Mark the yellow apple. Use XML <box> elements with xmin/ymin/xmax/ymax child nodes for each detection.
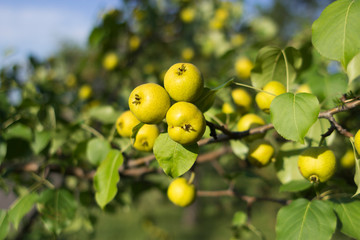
<box><xmin>237</xmin><ymin>113</ymin><xmax>265</xmax><ymax>141</ymax></box>
<box><xmin>248</xmin><ymin>139</ymin><xmax>275</xmax><ymax>167</ymax></box>
<box><xmin>132</xmin><ymin>124</ymin><xmax>159</xmax><ymax>152</ymax></box>
<box><xmin>116</xmin><ymin>110</ymin><xmax>140</xmax><ymax>137</ymax></box>
<box><xmin>255</xmin><ymin>81</ymin><xmax>286</xmax><ymax>113</ymax></box>
<box><xmin>231</xmin><ymin>88</ymin><xmax>252</xmax><ymax>112</ymax></box>
<box><xmin>164</xmin><ymin>63</ymin><xmax>204</xmax><ymax>102</ymax></box>
<box><xmin>166</xmin><ymin>102</ymin><xmax>206</xmax><ymax>145</ymax></box>
<box><xmin>129</xmin><ymin>83</ymin><xmax>171</xmax><ymax>124</ymax></box>
<box><xmin>167</xmin><ymin>178</ymin><xmax>196</xmax><ymax>207</ymax></box>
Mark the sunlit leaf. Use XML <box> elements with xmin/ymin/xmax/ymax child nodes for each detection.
<box><xmin>93</xmin><ymin>150</ymin><xmax>123</xmax><ymax>209</ymax></box>
<box><xmin>270</xmin><ymin>93</ymin><xmax>320</xmax><ymax>143</ymax></box>
<box><xmin>3</xmin><ymin>123</ymin><xmax>32</xmax><ymax>142</ymax></box>
<box><xmin>86</xmin><ymin>138</ymin><xmax>111</xmax><ymax>166</ymax></box>
<box><xmin>312</xmin><ymin>0</ymin><xmax>360</xmax><ymax>68</ymax></box>
<box><xmin>307</xmin><ymin>73</ymin><xmax>348</xmax><ymax>109</ymax></box>
<box><xmin>88</xmin><ymin>106</ymin><xmax>120</xmax><ymax>124</ymax></box>
<box><xmin>251</xmin><ymin>46</ymin><xmax>302</xmax><ymax>89</ymax></box>
<box><xmin>230</xmin><ymin>140</ymin><xmax>248</xmax><ymax>160</ymax></box>
<box><xmin>0</xmin><ymin>210</ymin><xmax>9</xmax><ymax>240</ymax></box>
<box><xmin>347</xmin><ymin>52</ymin><xmax>360</xmax><ymax>83</ymax></box>
<box><xmin>154</xmin><ymin>133</ymin><xmax>198</xmax><ymax>178</ymax></box>
<box><xmin>276</xmin><ymin>142</ymin><xmax>307</xmax><ymax>184</ymax></box>
<box><xmin>232</xmin><ymin>211</ymin><xmax>247</xmax><ymax>227</ymax></box>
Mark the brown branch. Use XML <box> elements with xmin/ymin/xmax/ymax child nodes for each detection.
<box><xmin>197</xmin><ymin>189</ymin><xmax>289</xmax><ymax>205</ymax></box>
<box><xmin>197</xmin><ymin>146</ymin><xmax>232</xmax><ymax>163</ymax></box>
<box><xmin>317</xmin><ymin>99</ymin><xmax>360</xmax><ymax>138</ymax></box>
<box><xmin>3</xmin><ymin>98</ymin><xmax>359</xmax><ymax>180</ymax></box>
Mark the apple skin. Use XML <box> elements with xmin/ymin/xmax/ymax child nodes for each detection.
<box><xmin>116</xmin><ymin>110</ymin><xmax>140</xmax><ymax>137</ymax></box>
<box><xmin>248</xmin><ymin>139</ymin><xmax>274</xmax><ymax>167</ymax></box>
<box><xmin>166</xmin><ymin>102</ymin><xmax>206</xmax><ymax>145</ymax></box>
<box><xmin>132</xmin><ymin>124</ymin><xmax>159</xmax><ymax>152</ymax></box>
<box><xmin>167</xmin><ymin>178</ymin><xmax>196</xmax><ymax>207</ymax></box>
<box><xmin>164</xmin><ymin>63</ymin><xmax>204</xmax><ymax>102</ymax></box>
<box><xmin>128</xmin><ymin>83</ymin><xmax>171</xmax><ymax>124</ymax></box>
<box><xmin>255</xmin><ymin>81</ymin><xmax>286</xmax><ymax>113</ymax></box>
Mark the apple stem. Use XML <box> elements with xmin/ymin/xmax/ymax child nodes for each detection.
<box><xmin>188</xmin><ymin>171</ymin><xmax>195</xmax><ymax>184</ymax></box>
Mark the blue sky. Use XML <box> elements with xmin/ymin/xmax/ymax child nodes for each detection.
<box><xmin>0</xmin><ymin>0</ymin><xmax>120</xmax><ymax>66</ymax></box>
<box><xmin>0</xmin><ymin>0</ymin><xmax>276</xmax><ymax>67</ymax></box>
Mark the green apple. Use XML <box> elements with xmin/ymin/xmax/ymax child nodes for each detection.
<box><xmin>164</xmin><ymin>63</ymin><xmax>204</xmax><ymax>102</ymax></box>
<box><xmin>166</xmin><ymin>102</ymin><xmax>206</xmax><ymax>145</ymax></box>
<box><xmin>129</xmin><ymin>83</ymin><xmax>171</xmax><ymax>124</ymax></box>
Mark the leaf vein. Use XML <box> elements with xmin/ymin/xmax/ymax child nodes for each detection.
<box><xmin>298</xmin><ymin>201</ymin><xmax>311</xmax><ymax>240</ymax></box>
<box><xmin>342</xmin><ymin>0</ymin><xmax>355</xmax><ymax>65</ymax></box>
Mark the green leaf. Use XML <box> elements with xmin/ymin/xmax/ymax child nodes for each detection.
<box><xmin>251</xmin><ymin>46</ymin><xmax>302</xmax><ymax>89</ymax></box>
<box><xmin>31</xmin><ymin>130</ymin><xmax>51</xmax><ymax>154</ymax></box>
<box><xmin>270</xmin><ymin>93</ymin><xmax>320</xmax><ymax>143</ymax></box>
<box><xmin>308</xmin><ymin>73</ymin><xmax>348</xmax><ymax>109</ymax></box>
<box><xmin>88</xmin><ymin>106</ymin><xmax>120</xmax><ymax>124</ymax></box>
<box><xmin>37</xmin><ymin>189</ymin><xmax>77</xmax><ymax>235</ymax></box>
<box><xmin>153</xmin><ymin>133</ymin><xmax>199</xmax><ymax>178</ymax></box>
<box><xmin>3</xmin><ymin>123</ymin><xmax>32</xmax><ymax>142</ymax></box>
<box><xmin>49</xmin><ymin>132</ymin><xmax>67</xmax><ymax>155</ymax></box>
<box><xmin>0</xmin><ymin>210</ymin><xmax>9</xmax><ymax>240</ymax></box>
<box><xmin>276</xmin><ymin>142</ymin><xmax>307</xmax><ymax>184</ymax></box>
<box><xmin>347</xmin><ymin>52</ymin><xmax>360</xmax><ymax>83</ymax></box>
<box><xmin>276</xmin><ymin>199</ymin><xmax>336</xmax><ymax>240</ymax></box>
<box><xmin>131</xmin><ymin>122</ymin><xmax>145</xmax><ymax>140</ymax></box>
<box><xmin>232</xmin><ymin>211</ymin><xmax>247</xmax><ymax>227</ymax></box>
<box><xmin>0</xmin><ymin>141</ymin><xmax>6</xmax><ymax>164</ymax></box>
<box><xmin>88</xmin><ymin>27</ymin><xmax>105</xmax><ymax>47</ymax></box>
<box><xmin>8</xmin><ymin>192</ymin><xmax>38</xmax><ymax>230</ymax></box>
<box><xmin>93</xmin><ymin>149</ymin><xmax>123</xmax><ymax>209</ymax></box>
<box><xmin>194</xmin><ymin>78</ymin><xmax>234</xmax><ymax>112</ymax></box>
<box><xmin>86</xmin><ymin>138</ymin><xmax>111</xmax><ymax>166</ymax></box>
<box><xmin>230</xmin><ymin>140</ymin><xmax>248</xmax><ymax>160</ymax></box>
<box><xmin>279</xmin><ymin>180</ymin><xmax>312</xmax><ymax>193</ymax></box>
<box><xmin>331</xmin><ymin>198</ymin><xmax>360</xmax><ymax>239</ymax></box>
<box><xmin>312</xmin><ymin>0</ymin><xmax>360</xmax><ymax>68</ymax></box>
<box><xmin>305</xmin><ymin>119</ymin><xmax>332</xmax><ymax>146</ymax></box>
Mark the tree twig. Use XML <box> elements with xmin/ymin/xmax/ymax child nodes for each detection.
<box><xmin>197</xmin><ymin>189</ymin><xmax>289</xmax><ymax>205</ymax></box>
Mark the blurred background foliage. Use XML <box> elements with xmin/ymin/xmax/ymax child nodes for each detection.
<box><xmin>2</xmin><ymin>0</ymin><xmax>359</xmax><ymax>239</ymax></box>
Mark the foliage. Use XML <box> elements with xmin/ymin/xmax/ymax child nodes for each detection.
<box><xmin>1</xmin><ymin>0</ymin><xmax>360</xmax><ymax>239</ymax></box>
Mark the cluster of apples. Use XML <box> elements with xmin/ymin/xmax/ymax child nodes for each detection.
<box><xmin>225</xmin><ymin>81</ymin><xmax>287</xmax><ymax>168</ymax></box>
<box><xmin>116</xmin><ymin>63</ymin><xmax>206</xmax><ymax>152</ymax></box>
